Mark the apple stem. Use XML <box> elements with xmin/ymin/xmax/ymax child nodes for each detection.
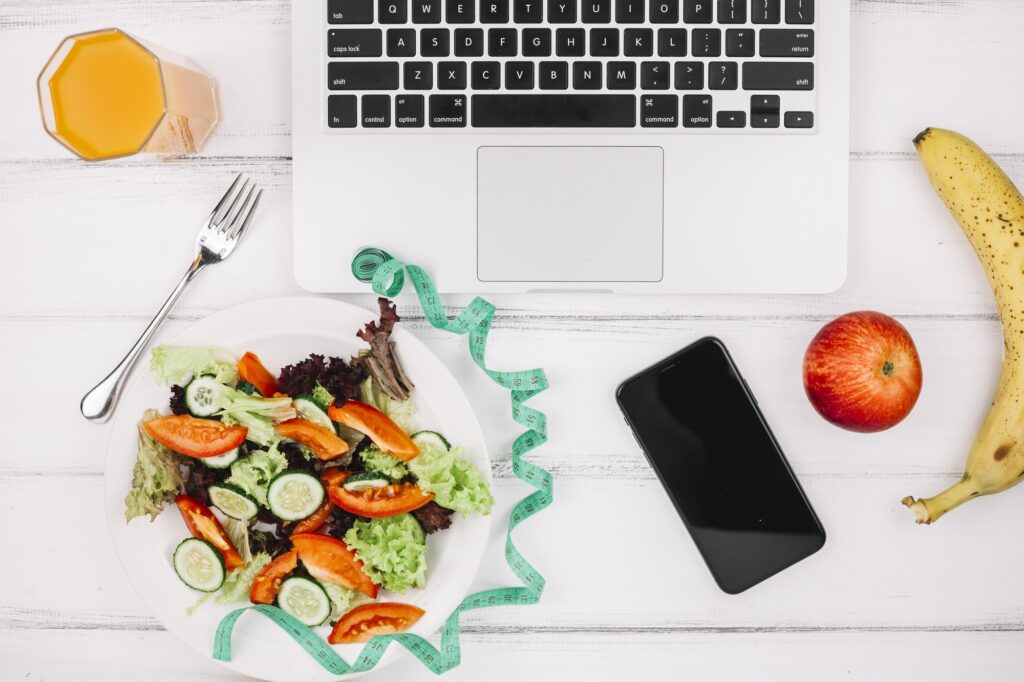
<box><xmin>882</xmin><ymin>361</ymin><xmax>895</xmax><ymax>376</ymax></box>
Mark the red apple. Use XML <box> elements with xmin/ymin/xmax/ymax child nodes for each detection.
<box><xmin>802</xmin><ymin>311</ymin><xmax>922</xmax><ymax>433</ymax></box>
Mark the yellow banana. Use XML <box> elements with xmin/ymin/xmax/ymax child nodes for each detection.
<box><xmin>902</xmin><ymin>128</ymin><xmax>1024</xmax><ymax>524</ymax></box>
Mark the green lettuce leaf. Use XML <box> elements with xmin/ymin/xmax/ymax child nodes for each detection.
<box><xmin>125</xmin><ymin>408</ymin><xmax>184</xmax><ymax>522</ymax></box>
<box><xmin>408</xmin><ymin>444</ymin><xmax>493</xmax><ymax>516</ymax></box>
<box><xmin>226</xmin><ymin>446</ymin><xmax>289</xmax><ymax>507</ymax></box>
<box><xmin>216</xmin><ymin>552</ymin><xmax>272</xmax><ymax>604</ymax></box>
<box><xmin>344</xmin><ymin>514</ymin><xmax>426</xmax><ymax>593</ymax></box>
<box><xmin>360</xmin><ymin>445</ymin><xmax>409</xmax><ymax>480</ymax></box>
<box><xmin>150</xmin><ymin>345</ymin><xmax>238</xmax><ymax>386</ymax></box>
<box><xmin>219</xmin><ymin>389</ymin><xmax>296</xmax><ymax>446</ymax></box>
<box><xmin>310</xmin><ymin>383</ymin><xmax>335</xmax><ymax>412</ymax></box>
<box><xmin>321</xmin><ymin>581</ymin><xmax>365</xmax><ymax>619</ymax></box>
<box><xmin>360</xmin><ymin>378</ymin><xmax>417</xmax><ymax>434</ymax></box>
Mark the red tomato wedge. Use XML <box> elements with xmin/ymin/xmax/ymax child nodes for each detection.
<box><xmin>144</xmin><ymin>415</ymin><xmax>247</xmax><ymax>458</ymax></box>
<box><xmin>276</xmin><ymin>419</ymin><xmax>348</xmax><ymax>460</ymax></box>
<box><xmin>292</xmin><ymin>496</ymin><xmax>334</xmax><ymax>534</ymax></box>
<box><xmin>320</xmin><ymin>468</ymin><xmax>351</xmax><ymax>488</ymax></box>
<box><xmin>327</xmin><ymin>400</ymin><xmax>420</xmax><ymax>461</ymax></box>
<box><xmin>175</xmin><ymin>495</ymin><xmax>245</xmax><ymax>571</ymax></box>
<box><xmin>249</xmin><ymin>549</ymin><xmax>298</xmax><ymax>604</ymax></box>
<box><xmin>237</xmin><ymin>351</ymin><xmax>280</xmax><ymax>397</ymax></box>
<box><xmin>290</xmin><ymin>533</ymin><xmax>378</xmax><ymax>598</ymax></box>
<box><xmin>328</xmin><ymin>603</ymin><xmax>425</xmax><ymax>644</ymax></box>
<box><xmin>327</xmin><ymin>481</ymin><xmax>434</xmax><ymax>518</ymax></box>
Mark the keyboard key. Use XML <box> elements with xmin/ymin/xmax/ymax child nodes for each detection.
<box><xmin>751</xmin><ymin>112</ymin><xmax>779</xmax><ymax>128</ymax></box>
<box><xmin>471</xmin><ymin>61</ymin><xmax>501</xmax><ymax>88</ymax></box>
<box><xmin>514</xmin><ymin>0</ymin><xmax>544</xmax><ymax>22</ymax></box>
<box><xmin>616</xmin><ymin>0</ymin><xmax>645</xmax><ymax>23</ymax></box>
<box><xmin>641</xmin><ymin>94</ymin><xmax>678</xmax><ymax>127</ymax></box>
<box><xmin>683</xmin><ymin>0</ymin><xmax>712</xmax><ymax>23</ymax></box>
<box><xmin>446</xmin><ymin>0</ymin><xmax>475</xmax><ymax>22</ymax></box>
<box><xmin>548</xmin><ymin>0</ymin><xmax>578</xmax><ymax>22</ymax></box>
<box><xmin>429</xmin><ymin>94</ymin><xmax>467</xmax><ymax>127</ymax></box>
<box><xmin>386</xmin><ymin>29</ymin><xmax>416</xmax><ymax>56</ymax></box>
<box><xmin>708</xmin><ymin>61</ymin><xmax>737</xmax><ymax>89</ymax></box>
<box><xmin>361</xmin><ymin>94</ymin><xmax>391</xmax><ymax>127</ymax></box>
<box><xmin>523</xmin><ymin>29</ymin><xmax>552</xmax><ymax>56</ymax></box>
<box><xmin>657</xmin><ymin>29</ymin><xmax>687</xmax><ymax>56</ymax></box>
<box><xmin>327</xmin><ymin>94</ymin><xmax>357</xmax><ymax>127</ymax></box>
<box><xmin>481</xmin><ymin>0</ymin><xmax>511</xmax><ymax>22</ymax></box>
<box><xmin>742</xmin><ymin>61</ymin><xmax>813</xmax><ymax>89</ymax></box>
<box><xmin>505</xmin><ymin>61</ymin><xmax>535</xmax><ymax>89</ymax></box>
<box><xmin>590</xmin><ymin>28</ymin><xmax>620</xmax><ymax>56</ymax></box>
<box><xmin>717</xmin><ymin>0</ymin><xmax>745</xmax><ymax>23</ymax></box>
<box><xmin>751</xmin><ymin>94</ymin><xmax>779</xmax><ymax>114</ymax></box>
<box><xmin>421</xmin><ymin>29</ymin><xmax>451</xmax><ymax>56</ymax></box>
<box><xmin>751</xmin><ymin>0</ymin><xmax>780</xmax><ymax>23</ymax></box>
<box><xmin>759</xmin><ymin>29</ymin><xmax>813</xmax><ymax>57</ymax></box>
<box><xmin>691</xmin><ymin>28</ymin><xmax>721</xmax><ymax>56</ymax></box>
<box><xmin>785</xmin><ymin>0</ymin><xmax>813</xmax><ymax>24</ymax></box>
<box><xmin>539</xmin><ymin>61</ymin><xmax>569</xmax><ymax>89</ymax></box>
<box><xmin>556</xmin><ymin>29</ymin><xmax>586</xmax><ymax>56</ymax></box>
<box><xmin>471</xmin><ymin>94</ymin><xmax>636</xmax><ymax>127</ymax></box>
<box><xmin>725</xmin><ymin>28</ymin><xmax>753</xmax><ymax>56</ymax></box>
<box><xmin>716</xmin><ymin>110</ymin><xmax>746</xmax><ymax>127</ymax></box>
<box><xmin>784</xmin><ymin>110</ymin><xmax>813</xmax><ymax>128</ymax></box>
<box><xmin>583</xmin><ymin>0</ymin><xmax>612</xmax><ymax>22</ymax></box>
<box><xmin>489</xmin><ymin>28</ymin><xmax>518</xmax><ymax>55</ymax></box>
<box><xmin>641</xmin><ymin>61</ymin><xmax>670</xmax><ymax>89</ymax></box>
<box><xmin>573</xmin><ymin>62</ymin><xmax>602</xmax><ymax>89</ymax></box>
<box><xmin>455</xmin><ymin>28</ymin><xmax>484</xmax><ymax>55</ymax></box>
<box><xmin>395</xmin><ymin>94</ymin><xmax>425</xmax><ymax>126</ymax></box>
<box><xmin>328</xmin><ymin>0</ymin><xmax>374</xmax><ymax>23</ymax></box>
<box><xmin>650</xmin><ymin>0</ymin><xmax>679</xmax><ymax>23</ymax></box>
<box><xmin>329</xmin><ymin>29</ymin><xmax>383</xmax><ymax>57</ymax></box>
<box><xmin>607</xmin><ymin>61</ymin><xmax>637</xmax><ymax>89</ymax></box>
<box><xmin>404</xmin><ymin>61</ymin><xmax>433</xmax><ymax>89</ymax></box>
<box><xmin>674</xmin><ymin>61</ymin><xmax>704</xmax><ymax>89</ymax></box>
<box><xmin>378</xmin><ymin>0</ymin><xmax>408</xmax><ymax>23</ymax></box>
<box><xmin>412</xmin><ymin>0</ymin><xmax>442</xmax><ymax>22</ymax></box>
<box><xmin>624</xmin><ymin>28</ymin><xmax>653</xmax><ymax>56</ymax></box>
<box><xmin>438</xmin><ymin>61</ymin><xmax>468</xmax><ymax>88</ymax></box>
<box><xmin>682</xmin><ymin>94</ymin><xmax>712</xmax><ymax>127</ymax></box>
<box><xmin>329</xmin><ymin>62</ymin><xmax>400</xmax><ymax>89</ymax></box>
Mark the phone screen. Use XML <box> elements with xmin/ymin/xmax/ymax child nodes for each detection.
<box><xmin>616</xmin><ymin>337</ymin><xmax>825</xmax><ymax>594</ymax></box>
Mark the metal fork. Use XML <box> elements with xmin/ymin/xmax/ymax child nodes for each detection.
<box><xmin>80</xmin><ymin>173</ymin><xmax>263</xmax><ymax>423</ymax></box>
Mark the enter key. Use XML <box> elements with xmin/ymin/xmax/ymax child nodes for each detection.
<box><xmin>758</xmin><ymin>29</ymin><xmax>814</xmax><ymax>58</ymax></box>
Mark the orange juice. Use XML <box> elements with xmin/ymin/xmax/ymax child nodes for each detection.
<box><xmin>37</xmin><ymin>29</ymin><xmax>220</xmax><ymax>161</ymax></box>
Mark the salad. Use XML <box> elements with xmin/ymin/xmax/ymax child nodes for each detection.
<box><xmin>124</xmin><ymin>298</ymin><xmax>493</xmax><ymax>644</ymax></box>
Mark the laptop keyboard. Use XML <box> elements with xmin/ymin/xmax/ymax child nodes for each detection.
<box><xmin>324</xmin><ymin>0</ymin><xmax>816</xmax><ymax>130</ymax></box>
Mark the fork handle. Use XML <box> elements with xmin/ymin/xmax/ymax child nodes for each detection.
<box><xmin>80</xmin><ymin>255</ymin><xmax>205</xmax><ymax>423</ymax></box>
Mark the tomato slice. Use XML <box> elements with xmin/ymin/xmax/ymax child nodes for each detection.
<box><xmin>237</xmin><ymin>351</ymin><xmax>280</xmax><ymax>397</ymax></box>
<box><xmin>327</xmin><ymin>481</ymin><xmax>433</xmax><ymax>518</ymax></box>
<box><xmin>327</xmin><ymin>401</ymin><xmax>419</xmax><ymax>461</ymax></box>
<box><xmin>174</xmin><ymin>495</ymin><xmax>245</xmax><ymax>571</ymax></box>
<box><xmin>249</xmin><ymin>549</ymin><xmax>298</xmax><ymax>604</ymax></box>
<box><xmin>144</xmin><ymin>415</ymin><xmax>247</xmax><ymax>458</ymax></box>
<box><xmin>276</xmin><ymin>419</ymin><xmax>348</xmax><ymax>460</ymax></box>
<box><xmin>328</xmin><ymin>603</ymin><xmax>425</xmax><ymax>644</ymax></box>
<box><xmin>320</xmin><ymin>468</ymin><xmax>351</xmax><ymax>488</ymax></box>
<box><xmin>290</xmin><ymin>533</ymin><xmax>378</xmax><ymax>598</ymax></box>
<box><xmin>292</xmin><ymin>496</ymin><xmax>334</xmax><ymax>534</ymax></box>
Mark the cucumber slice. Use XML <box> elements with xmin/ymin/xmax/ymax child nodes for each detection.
<box><xmin>411</xmin><ymin>430</ymin><xmax>451</xmax><ymax>453</ymax></box>
<box><xmin>208</xmin><ymin>483</ymin><xmax>259</xmax><ymax>521</ymax></box>
<box><xmin>173</xmin><ymin>537</ymin><xmax>225</xmax><ymax>592</ymax></box>
<box><xmin>276</xmin><ymin>576</ymin><xmax>331</xmax><ymax>626</ymax></box>
<box><xmin>293</xmin><ymin>398</ymin><xmax>335</xmax><ymax>432</ymax></box>
<box><xmin>201</xmin><ymin>446</ymin><xmax>239</xmax><ymax>470</ymax></box>
<box><xmin>267</xmin><ymin>470</ymin><xmax>325</xmax><ymax>521</ymax></box>
<box><xmin>184</xmin><ymin>375</ymin><xmax>225</xmax><ymax>417</ymax></box>
<box><xmin>342</xmin><ymin>471</ymin><xmax>390</xmax><ymax>492</ymax></box>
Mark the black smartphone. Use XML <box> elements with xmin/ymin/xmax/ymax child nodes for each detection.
<box><xmin>616</xmin><ymin>337</ymin><xmax>825</xmax><ymax>594</ymax></box>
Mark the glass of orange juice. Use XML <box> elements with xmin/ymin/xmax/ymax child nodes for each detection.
<box><xmin>37</xmin><ymin>29</ymin><xmax>221</xmax><ymax>161</ymax></box>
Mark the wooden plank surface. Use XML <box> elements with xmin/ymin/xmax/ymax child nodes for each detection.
<box><xmin>3</xmin><ymin>0</ymin><xmax>1024</xmax><ymax>680</ymax></box>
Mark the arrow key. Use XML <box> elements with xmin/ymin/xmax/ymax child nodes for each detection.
<box><xmin>784</xmin><ymin>110</ymin><xmax>814</xmax><ymax>128</ymax></box>
<box><xmin>751</xmin><ymin>112</ymin><xmax>780</xmax><ymax>128</ymax></box>
<box><xmin>716</xmin><ymin>110</ymin><xmax>746</xmax><ymax>128</ymax></box>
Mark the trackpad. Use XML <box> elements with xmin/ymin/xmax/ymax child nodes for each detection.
<box><xmin>477</xmin><ymin>147</ymin><xmax>663</xmax><ymax>282</ymax></box>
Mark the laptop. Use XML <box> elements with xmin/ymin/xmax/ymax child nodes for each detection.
<box><xmin>292</xmin><ymin>0</ymin><xmax>849</xmax><ymax>293</ymax></box>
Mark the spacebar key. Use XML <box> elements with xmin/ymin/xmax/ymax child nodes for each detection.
<box><xmin>471</xmin><ymin>95</ymin><xmax>636</xmax><ymax>127</ymax></box>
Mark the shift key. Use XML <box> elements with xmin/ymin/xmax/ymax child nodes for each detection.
<box><xmin>328</xmin><ymin>62</ymin><xmax>399</xmax><ymax>90</ymax></box>
<box><xmin>742</xmin><ymin>62</ymin><xmax>813</xmax><ymax>90</ymax></box>
<box><xmin>328</xmin><ymin>29</ymin><xmax>383</xmax><ymax>57</ymax></box>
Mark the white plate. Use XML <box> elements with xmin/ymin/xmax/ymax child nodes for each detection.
<box><xmin>105</xmin><ymin>297</ymin><xmax>492</xmax><ymax>681</ymax></box>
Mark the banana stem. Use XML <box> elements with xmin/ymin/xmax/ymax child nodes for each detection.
<box><xmin>902</xmin><ymin>477</ymin><xmax>981</xmax><ymax>524</ymax></box>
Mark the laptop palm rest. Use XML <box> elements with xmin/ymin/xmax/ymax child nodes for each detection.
<box><xmin>476</xmin><ymin>146</ymin><xmax>664</xmax><ymax>283</ymax></box>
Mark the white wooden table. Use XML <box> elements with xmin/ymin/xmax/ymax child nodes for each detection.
<box><xmin>3</xmin><ymin>1</ymin><xmax>1024</xmax><ymax>679</ymax></box>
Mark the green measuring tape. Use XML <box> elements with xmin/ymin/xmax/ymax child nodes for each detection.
<box><xmin>212</xmin><ymin>249</ymin><xmax>552</xmax><ymax>675</ymax></box>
